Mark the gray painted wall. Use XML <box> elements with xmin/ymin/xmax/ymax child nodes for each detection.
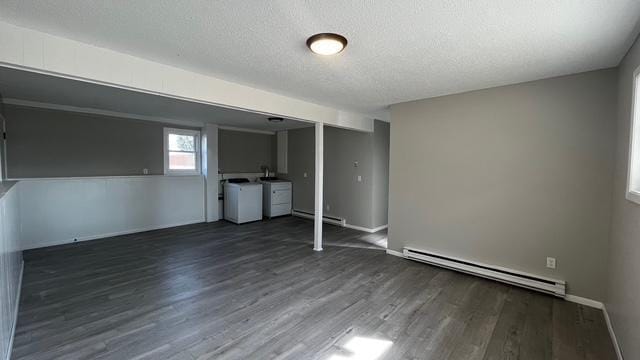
<box><xmin>372</xmin><ymin>121</ymin><xmax>390</xmax><ymax>228</ymax></box>
<box><xmin>286</xmin><ymin>121</ymin><xmax>390</xmax><ymax>229</ymax></box>
<box><xmin>389</xmin><ymin>69</ymin><xmax>617</xmax><ymax>300</ymax></box>
<box><xmin>218</xmin><ymin>129</ymin><xmax>276</xmax><ymax>174</ymax></box>
<box><xmin>607</xmin><ymin>34</ymin><xmax>640</xmax><ymax>359</ymax></box>
<box><xmin>4</xmin><ymin>105</ymin><xmax>196</xmax><ymax>178</ymax></box>
<box><xmin>285</xmin><ymin>127</ymin><xmax>315</xmax><ymax>213</ymax></box>
<box><xmin>323</xmin><ymin>126</ymin><xmax>374</xmax><ymax>228</ymax></box>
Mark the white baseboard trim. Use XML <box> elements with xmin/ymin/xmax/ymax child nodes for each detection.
<box><xmin>386</xmin><ymin>249</ymin><xmax>404</xmax><ymax>258</ymax></box>
<box><xmin>291</xmin><ymin>209</ymin><xmax>388</xmax><ymax>233</ymax></box>
<box><xmin>5</xmin><ymin>260</ymin><xmax>24</xmax><ymax>360</ymax></box>
<box><xmin>565</xmin><ymin>294</ymin><xmax>604</xmax><ymax>309</ymax></box>
<box><xmin>602</xmin><ymin>304</ymin><xmax>624</xmax><ymax>360</ymax></box>
<box><xmin>292</xmin><ymin>210</ymin><xmax>345</xmax><ymax>227</ymax></box>
<box><xmin>23</xmin><ymin>219</ymin><xmax>205</xmax><ymax>250</ymax></box>
<box><xmin>344</xmin><ymin>223</ymin><xmax>388</xmax><ymax>233</ymax></box>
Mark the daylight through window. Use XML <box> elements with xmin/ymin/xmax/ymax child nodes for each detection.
<box><xmin>164</xmin><ymin>128</ymin><xmax>201</xmax><ymax>175</ymax></box>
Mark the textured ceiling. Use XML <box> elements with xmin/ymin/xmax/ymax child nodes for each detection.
<box><xmin>1</xmin><ymin>1</ymin><xmax>639</xmax><ymax>118</ymax></box>
<box><xmin>0</xmin><ymin>67</ymin><xmax>311</xmax><ymax>131</ymax></box>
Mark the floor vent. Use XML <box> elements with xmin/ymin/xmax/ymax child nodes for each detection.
<box><xmin>291</xmin><ymin>210</ymin><xmax>346</xmax><ymax>226</ymax></box>
<box><xmin>403</xmin><ymin>247</ymin><xmax>566</xmax><ymax>297</ymax></box>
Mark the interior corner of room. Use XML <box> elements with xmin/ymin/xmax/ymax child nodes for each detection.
<box><xmin>0</xmin><ymin>2</ymin><xmax>639</xmax><ymax>359</ymax></box>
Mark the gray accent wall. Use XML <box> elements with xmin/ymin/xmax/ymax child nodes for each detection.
<box><xmin>285</xmin><ymin>127</ymin><xmax>315</xmax><ymax>213</ymax></box>
<box><xmin>607</xmin><ymin>34</ymin><xmax>640</xmax><ymax>359</ymax></box>
<box><xmin>323</xmin><ymin>125</ymin><xmax>374</xmax><ymax>228</ymax></box>
<box><xmin>372</xmin><ymin>120</ymin><xmax>390</xmax><ymax>228</ymax></box>
<box><xmin>389</xmin><ymin>69</ymin><xmax>617</xmax><ymax>301</ymax></box>
<box><xmin>286</xmin><ymin>121</ymin><xmax>390</xmax><ymax>229</ymax></box>
<box><xmin>218</xmin><ymin>129</ymin><xmax>276</xmax><ymax>174</ymax></box>
<box><xmin>4</xmin><ymin>105</ymin><xmax>195</xmax><ymax>178</ymax></box>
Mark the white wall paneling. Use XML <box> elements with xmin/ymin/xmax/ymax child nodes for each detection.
<box><xmin>18</xmin><ymin>176</ymin><xmax>205</xmax><ymax>249</ymax></box>
<box><xmin>0</xmin><ymin>183</ymin><xmax>22</xmax><ymax>360</ymax></box>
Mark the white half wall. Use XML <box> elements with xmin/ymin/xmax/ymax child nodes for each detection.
<box><xmin>18</xmin><ymin>176</ymin><xmax>205</xmax><ymax>249</ymax></box>
<box><xmin>0</xmin><ymin>183</ymin><xmax>21</xmax><ymax>360</ymax></box>
<box><xmin>0</xmin><ymin>21</ymin><xmax>376</xmax><ymax>130</ymax></box>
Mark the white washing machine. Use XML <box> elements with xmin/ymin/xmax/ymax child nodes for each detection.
<box><xmin>224</xmin><ymin>179</ymin><xmax>263</xmax><ymax>224</ymax></box>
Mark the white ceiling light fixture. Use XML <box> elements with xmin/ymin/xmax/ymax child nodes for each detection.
<box><xmin>306</xmin><ymin>33</ymin><xmax>348</xmax><ymax>56</ymax></box>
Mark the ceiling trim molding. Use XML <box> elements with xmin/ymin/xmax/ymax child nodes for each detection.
<box><xmin>218</xmin><ymin>125</ymin><xmax>275</xmax><ymax>135</ymax></box>
<box><xmin>3</xmin><ymin>98</ymin><xmax>204</xmax><ymax>127</ymax></box>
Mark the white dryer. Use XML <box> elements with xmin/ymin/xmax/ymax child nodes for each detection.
<box><xmin>259</xmin><ymin>179</ymin><xmax>292</xmax><ymax>218</ymax></box>
<box><xmin>224</xmin><ymin>179</ymin><xmax>263</xmax><ymax>224</ymax></box>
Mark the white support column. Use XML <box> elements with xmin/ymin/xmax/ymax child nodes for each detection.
<box><xmin>314</xmin><ymin>122</ymin><xmax>324</xmax><ymax>251</ymax></box>
<box><xmin>202</xmin><ymin>123</ymin><xmax>219</xmax><ymax>222</ymax></box>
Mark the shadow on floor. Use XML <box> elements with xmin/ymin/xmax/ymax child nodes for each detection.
<box><xmin>261</xmin><ymin>216</ymin><xmax>388</xmax><ymax>250</ymax></box>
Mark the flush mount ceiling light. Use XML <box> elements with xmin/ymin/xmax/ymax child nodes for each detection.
<box><xmin>268</xmin><ymin>117</ymin><xmax>284</xmax><ymax>122</ymax></box>
<box><xmin>306</xmin><ymin>33</ymin><xmax>348</xmax><ymax>56</ymax></box>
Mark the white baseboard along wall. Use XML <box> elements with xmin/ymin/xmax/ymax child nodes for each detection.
<box><xmin>602</xmin><ymin>305</ymin><xmax>624</xmax><ymax>360</ymax></box>
<box><xmin>17</xmin><ymin>176</ymin><xmax>206</xmax><ymax>250</ymax></box>
<box><xmin>292</xmin><ymin>209</ymin><xmax>388</xmax><ymax>233</ymax></box>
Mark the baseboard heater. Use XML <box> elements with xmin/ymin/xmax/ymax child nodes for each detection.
<box><xmin>292</xmin><ymin>209</ymin><xmax>346</xmax><ymax>227</ymax></box>
<box><xmin>403</xmin><ymin>247</ymin><xmax>566</xmax><ymax>297</ymax></box>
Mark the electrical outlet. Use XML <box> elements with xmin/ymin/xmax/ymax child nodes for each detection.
<box><xmin>354</xmin><ymin>161</ymin><xmax>359</xmax><ymax>168</ymax></box>
<box><xmin>303</xmin><ymin>172</ymin><xmax>308</xmax><ymax>178</ymax></box>
<box><xmin>357</xmin><ymin>175</ymin><xmax>362</xmax><ymax>182</ymax></box>
<box><xmin>143</xmin><ymin>168</ymin><xmax>149</xmax><ymax>175</ymax></box>
<box><xmin>326</xmin><ymin>204</ymin><xmax>330</xmax><ymax>211</ymax></box>
<box><xmin>546</xmin><ymin>257</ymin><xmax>556</xmax><ymax>269</ymax></box>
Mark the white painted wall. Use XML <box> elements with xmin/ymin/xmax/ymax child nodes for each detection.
<box><xmin>0</xmin><ymin>21</ymin><xmax>374</xmax><ymax>132</ymax></box>
<box><xmin>0</xmin><ymin>183</ymin><xmax>21</xmax><ymax>360</ymax></box>
<box><xmin>18</xmin><ymin>176</ymin><xmax>205</xmax><ymax>250</ymax></box>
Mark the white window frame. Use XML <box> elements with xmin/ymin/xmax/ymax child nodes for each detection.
<box><xmin>164</xmin><ymin>127</ymin><xmax>201</xmax><ymax>176</ymax></box>
<box><xmin>626</xmin><ymin>66</ymin><xmax>640</xmax><ymax>204</ymax></box>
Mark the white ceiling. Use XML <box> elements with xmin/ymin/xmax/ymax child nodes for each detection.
<box><xmin>1</xmin><ymin>1</ymin><xmax>640</xmax><ymax>118</ymax></box>
<box><xmin>0</xmin><ymin>67</ymin><xmax>311</xmax><ymax>131</ymax></box>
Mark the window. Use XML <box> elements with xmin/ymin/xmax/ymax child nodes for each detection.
<box><xmin>164</xmin><ymin>128</ymin><xmax>201</xmax><ymax>175</ymax></box>
<box><xmin>627</xmin><ymin>67</ymin><xmax>640</xmax><ymax>204</ymax></box>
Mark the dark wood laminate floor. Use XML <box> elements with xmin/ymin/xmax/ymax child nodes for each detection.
<box><xmin>12</xmin><ymin>217</ymin><xmax>616</xmax><ymax>360</ymax></box>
